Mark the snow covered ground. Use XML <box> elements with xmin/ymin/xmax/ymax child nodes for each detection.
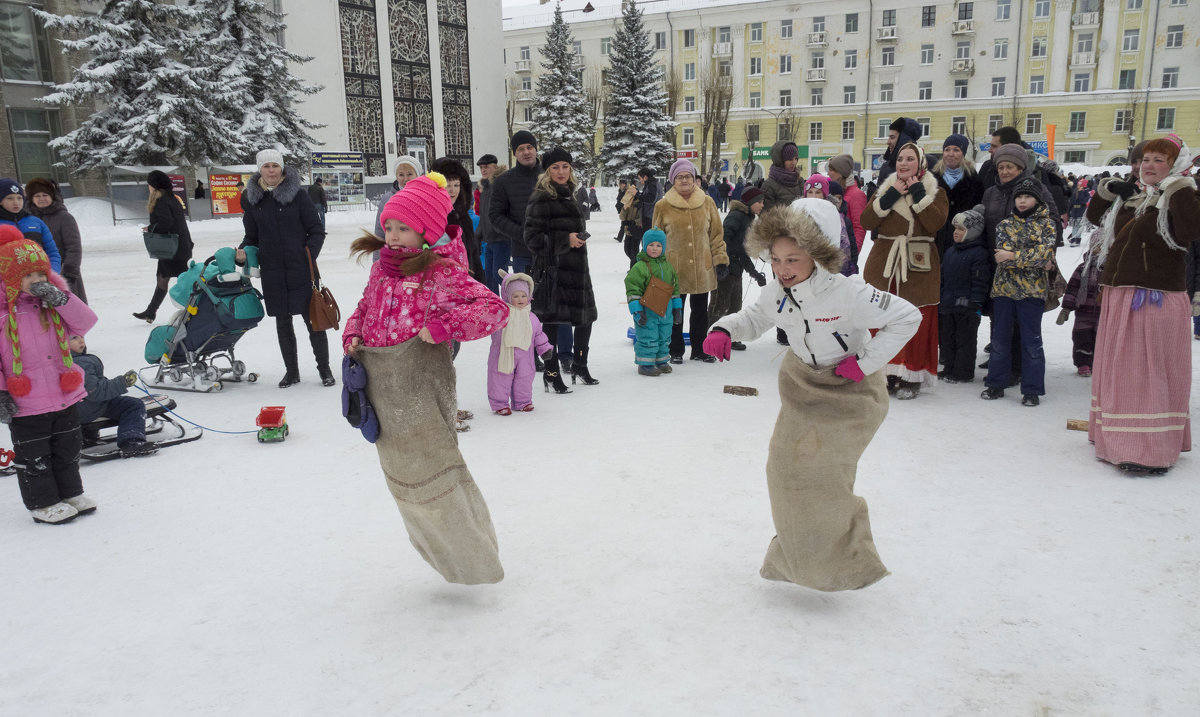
<box><xmin>1</xmin><ymin>192</ymin><xmax>1197</xmax><ymax>715</ymax></box>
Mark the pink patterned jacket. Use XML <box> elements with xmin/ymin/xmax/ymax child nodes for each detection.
<box><xmin>343</xmin><ymin>256</ymin><xmax>509</xmax><ymax>351</ymax></box>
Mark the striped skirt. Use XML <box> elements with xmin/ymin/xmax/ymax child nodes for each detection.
<box><xmin>1088</xmin><ymin>286</ymin><xmax>1192</xmax><ymax>469</ymax></box>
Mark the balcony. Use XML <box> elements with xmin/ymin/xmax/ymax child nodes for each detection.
<box><xmin>950</xmin><ymin>58</ymin><xmax>975</xmax><ymax>75</ymax></box>
<box><xmin>514</xmin><ymin>59</ymin><xmax>531</xmax><ymax>72</ymax></box>
<box><xmin>571</xmin><ymin>55</ymin><xmax>585</xmax><ymax>68</ymax></box>
<box><xmin>875</xmin><ymin>26</ymin><xmax>898</xmax><ymax>42</ymax></box>
<box><xmin>712</xmin><ymin>42</ymin><xmax>732</xmax><ymax>57</ymax></box>
<box><xmin>807</xmin><ymin>31</ymin><xmax>826</xmax><ymax>46</ymax></box>
<box><xmin>1070</xmin><ymin>51</ymin><xmax>1096</xmax><ymax>67</ymax></box>
<box><xmin>806</xmin><ymin>68</ymin><xmax>826</xmax><ymax>82</ymax></box>
<box><xmin>952</xmin><ymin>20</ymin><xmax>975</xmax><ymax>35</ymax></box>
<box><xmin>515</xmin><ymin>89</ymin><xmax>533</xmax><ymax>101</ymax></box>
<box><xmin>1072</xmin><ymin>11</ymin><xmax>1099</xmax><ymax>27</ymax></box>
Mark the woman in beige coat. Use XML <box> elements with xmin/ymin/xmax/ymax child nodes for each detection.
<box><xmin>652</xmin><ymin>159</ymin><xmax>729</xmax><ymax>362</ymax></box>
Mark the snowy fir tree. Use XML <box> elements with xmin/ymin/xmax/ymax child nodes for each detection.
<box><xmin>530</xmin><ymin>2</ymin><xmax>596</xmax><ymax>179</ymax></box>
<box><xmin>601</xmin><ymin>0</ymin><xmax>673</xmax><ymax>178</ymax></box>
<box><xmin>191</xmin><ymin>0</ymin><xmax>324</xmax><ymax>166</ymax></box>
<box><xmin>37</xmin><ymin>0</ymin><xmax>246</xmax><ymax>170</ymax></box>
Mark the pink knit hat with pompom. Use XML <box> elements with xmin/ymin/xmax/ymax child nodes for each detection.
<box><xmin>379</xmin><ymin>172</ymin><xmax>452</xmax><ymax>243</ymax></box>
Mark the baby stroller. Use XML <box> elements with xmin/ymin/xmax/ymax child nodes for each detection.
<box><xmin>139</xmin><ymin>248</ymin><xmax>265</xmax><ymax>392</ymax></box>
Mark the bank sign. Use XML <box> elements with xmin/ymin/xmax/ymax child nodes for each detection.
<box><xmin>979</xmin><ymin>140</ymin><xmax>1048</xmax><ymax>157</ymax></box>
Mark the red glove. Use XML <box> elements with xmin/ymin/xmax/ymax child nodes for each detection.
<box><xmin>702</xmin><ymin>330</ymin><xmax>732</xmax><ymax>362</ymax></box>
<box><xmin>834</xmin><ymin>355</ymin><xmax>864</xmax><ymax>382</ymax></box>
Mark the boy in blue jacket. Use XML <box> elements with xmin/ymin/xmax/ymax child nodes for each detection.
<box><xmin>69</xmin><ymin>335</ymin><xmax>157</xmax><ymax>457</ymax></box>
<box><xmin>938</xmin><ymin>209</ymin><xmax>992</xmax><ymax>383</ymax></box>
<box><xmin>0</xmin><ymin>179</ymin><xmax>61</xmax><ymax>273</ymax></box>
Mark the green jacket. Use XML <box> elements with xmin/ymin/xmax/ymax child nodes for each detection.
<box><xmin>992</xmin><ymin>203</ymin><xmax>1056</xmax><ymax>301</ymax></box>
<box><xmin>624</xmin><ymin>252</ymin><xmax>682</xmax><ymax>311</ymax></box>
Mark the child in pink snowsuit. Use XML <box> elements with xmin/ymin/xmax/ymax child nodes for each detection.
<box><xmin>488</xmin><ymin>272</ymin><xmax>553</xmax><ymax>414</ymax></box>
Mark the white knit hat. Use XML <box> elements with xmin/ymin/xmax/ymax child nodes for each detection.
<box><xmin>788</xmin><ymin>198</ymin><xmax>843</xmax><ymax>249</ymax></box>
<box><xmin>395</xmin><ymin>155</ymin><xmax>424</xmax><ymax>176</ymax></box>
<box><xmin>256</xmin><ymin>148</ymin><xmax>284</xmax><ymax>169</ymax></box>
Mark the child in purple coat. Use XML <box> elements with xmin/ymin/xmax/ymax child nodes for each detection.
<box><xmin>488</xmin><ymin>272</ymin><xmax>554</xmax><ymax>415</ymax></box>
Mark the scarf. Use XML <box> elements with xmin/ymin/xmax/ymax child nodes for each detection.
<box><xmin>497</xmin><ymin>304</ymin><xmax>532</xmax><ymax>375</ymax></box>
<box><xmin>378</xmin><ymin>245</ymin><xmax>415</xmax><ymax>278</ymax></box>
<box><xmin>769</xmin><ymin>164</ymin><xmax>799</xmax><ymax>187</ymax></box>
<box><xmin>942</xmin><ymin>167</ymin><xmax>964</xmax><ymax>189</ymax></box>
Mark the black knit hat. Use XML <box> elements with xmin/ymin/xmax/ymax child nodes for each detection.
<box><xmin>510</xmin><ymin>130</ymin><xmax>537</xmax><ymax>153</ymax></box>
<box><xmin>1013</xmin><ymin>177</ymin><xmax>1042</xmax><ymax>201</ymax></box>
<box><xmin>541</xmin><ymin>146</ymin><xmax>572</xmax><ymax>171</ymax></box>
<box><xmin>147</xmin><ymin>170</ymin><xmax>173</xmax><ymax>192</ymax></box>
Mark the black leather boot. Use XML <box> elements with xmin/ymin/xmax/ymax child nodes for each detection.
<box><xmin>542</xmin><ymin>353</ymin><xmax>572</xmax><ymax>394</ymax></box>
<box><xmin>133</xmin><ymin>288</ymin><xmax>167</xmax><ymax>322</ymax></box>
<box><xmin>277</xmin><ymin>318</ymin><xmax>300</xmax><ymax>387</ymax></box>
<box><xmin>310</xmin><ymin>329</ymin><xmax>335</xmax><ymax>386</ymax></box>
<box><xmin>571</xmin><ymin>347</ymin><xmax>599</xmax><ymax>385</ymax></box>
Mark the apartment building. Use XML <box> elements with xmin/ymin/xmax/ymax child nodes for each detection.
<box><xmin>503</xmin><ymin>0</ymin><xmax>1200</xmax><ymax>178</ymax></box>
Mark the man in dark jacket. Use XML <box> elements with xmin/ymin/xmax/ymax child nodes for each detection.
<box><xmin>626</xmin><ymin>167</ymin><xmax>661</xmax><ymax>264</ymax></box>
<box><xmin>877</xmin><ymin>117</ymin><xmax>924</xmax><ymax>183</ymax></box>
<box><xmin>489</xmin><ymin>130</ymin><xmax>540</xmax><ymax>275</ymax></box>
<box><xmin>307</xmin><ymin>178</ymin><xmax>329</xmax><ymax>227</ymax></box>
<box><xmin>710</xmin><ymin>187</ymin><xmax>767</xmax><ymax>346</ymax></box>
<box><xmin>475</xmin><ymin>153</ymin><xmax>502</xmax><ymax>293</ymax></box>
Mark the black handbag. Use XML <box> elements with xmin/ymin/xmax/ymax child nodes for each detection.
<box><xmin>142</xmin><ymin>231</ymin><xmax>179</xmax><ymax>260</ymax></box>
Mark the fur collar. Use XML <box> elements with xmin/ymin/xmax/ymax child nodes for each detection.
<box><xmin>244</xmin><ymin>166</ymin><xmax>303</xmax><ymax>207</ymax></box>
<box><xmin>869</xmin><ymin>170</ymin><xmax>939</xmax><ymax>221</ymax></box>
<box><xmin>664</xmin><ymin>186</ymin><xmax>708</xmax><ymax>210</ymax></box>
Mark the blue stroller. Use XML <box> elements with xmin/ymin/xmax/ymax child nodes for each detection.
<box><xmin>140</xmin><ymin>248</ymin><xmax>265</xmax><ymax>392</ymax></box>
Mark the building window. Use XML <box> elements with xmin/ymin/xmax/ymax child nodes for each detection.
<box><xmin>810</xmin><ymin>88</ymin><xmax>823</xmax><ymax>105</ymax></box>
<box><xmin>1122</xmin><ymin>29</ymin><xmax>1139</xmax><ymax>52</ymax></box>
<box><xmin>717</xmin><ymin>26</ymin><xmax>731</xmax><ymax>44</ymax></box>
<box><xmin>991</xmin><ymin>77</ymin><xmax>1006</xmax><ymax>96</ymax></box>
<box><xmin>718</xmin><ymin>60</ymin><xmax>731</xmax><ymax>77</ymax></box>
<box><xmin>920</xmin><ymin>45</ymin><xmax>934</xmax><ymax>65</ymax></box>
<box><xmin>520</xmin><ymin>46</ymin><xmax>530</xmax><ymax>60</ymax></box>
<box><xmin>684</xmin><ymin>95</ymin><xmax>695</xmax><ymax>112</ymax></box>
<box><xmin>917</xmin><ymin>117</ymin><xmax>931</xmax><ymax>137</ymax></box>
<box><xmin>997</xmin><ymin>0</ymin><xmax>1011</xmax><ymax>20</ymax></box>
<box><xmin>956</xmin><ymin>41</ymin><xmax>972</xmax><ymax>60</ymax></box>
<box><xmin>1032</xmin><ymin>37</ymin><xmax>1047</xmax><ymax>58</ymax></box>
<box><xmin>809</xmin><ymin>122</ymin><xmax>822</xmax><ymax>142</ymax></box>
<box><xmin>882</xmin><ymin>10</ymin><xmax>896</xmax><ymax>27</ymax></box>
<box><xmin>524</xmin><ymin>106</ymin><xmax>534</xmax><ymax>122</ymax></box>
<box><xmin>749</xmin><ymin>57</ymin><xmax>762</xmax><ymax>75</ymax></box>
<box><xmin>572</xmin><ymin>40</ymin><xmax>582</xmax><ymax>56</ymax></box>
<box><xmin>748</xmin><ymin>91</ymin><xmax>761</xmax><ymax>108</ymax></box>
<box><xmin>845</xmin><ymin>50</ymin><xmax>858</xmax><ymax>69</ymax></box>
<box><xmin>1162</xmin><ymin>67</ymin><xmax>1179</xmax><ymax>88</ymax></box>
<box><xmin>750</xmin><ymin>23</ymin><xmax>763</xmax><ymax>43</ymax></box>
<box><xmin>779</xmin><ymin>89</ymin><xmax>792</xmax><ymax>106</ymax></box>
<box><xmin>994</xmin><ymin>39</ymin><xmax>1008</xmax><ymax>59</ymax></box>
<box><xmin>654</xmin><ymin>32</ymin><xmax>667</xmax><ymax>50</ymax></box>
<box><xmin>1029</xmin><ymin>75</ymin><xmax>1044</xmax><ymax>94</ymax></box>
<box><xmin>521</xmin><ymin>75</ymin><xmax>532</xmax><ymax>90</ymax></box>
<box><xmin>684</xmin><ymin>62</ymin><xmax>695</xmax><ymax>80</ymax></box>
<box><xmin>951</xmin><ymin>116</ymin><xmax>967</xmax><ymax>134</ymax></box>
<box><xmin>922</xmin><ymin>5</ymin><xmax>936</xmax><ymax>27</ymax></box>
<box><xmin>877</xmin><ymin>119</ymin><xmax>891</xmax><ymax>138</ymax></box>
<box><xmin>601</xmin><ymin>37</ymin><xmax>611</xmax><ymax>54</ymax></box>
<box><xmin>813</xmin><ymin>16</ymin><xmax>825</xmax><ymax>33</ymax></box>
<box><xmin>845</xmin><ymin>13</ymin><xmax>858</xmax><ymax>32</ymax></box>
<box><xmin>842</xmin><ymin>120</ymin><xmax>855</xmax><ymax>140</ymax></box>
<box><xmin>810</xmin><ymin>52</ymin><xmax>823</xmax><ymax>69</ymax></box>
<box><xmin>1118</xmin><ymin>69</ymin><xmax>1136</xmax><ymax>89</ymax></box>
<box><xmin>958</xmin><ymin>3</ymin><xmax>974</xmax><ymax>20</ymax></box>
<box><xmin>843</xmin><ymin>86</ymin><xmax>855</xmax><ymax>104</ymax></box>
<box><xmin>747</xmin><ymin>123</ymin><xmax>760</xmax><ymax>143</ymax></box>
<box><xmin>881</xmin><ymin>47</ymin><xmax>895</xmax><ymax>66</ymax></box>
<box><xmin>683</xmin><ymin>29</ymin><xmax>695</xmax><ymax>47</ymax></box>
<box><xmin>1035</xmin><ymin>0</ymin><xmax>1050</xmax><ymax>17</ymax></box>
<box><xmin>1156</xmin><ymin>107</ymin><xmax>1175</xmax><ymax>131</ymax></box>
<box><xmin>918</xmin><ymin>81</ymin><xmax>932</xmax><ymax>100</ymax></box>
<box><xmin>988</xmin><ymin>114</ymin><xmax>1004</xmax><ymax>133</ymax></box>
<box><xmin>682</xmin><ymin>127</ymin><xmax>694</xmax><ymax>146</ymax></box>
<box><xmin>1165</xmin><ymin>25</ymin><xmax>1183</xmax><ymax>48</ymax></box>
<box><xmin>879</xmin><ymin>83</ymin><xmax>893</xmax><ymax>102</ymax></box>
<box><xmin>1076</xmin><ymin>33</ymin><xmax>1094</xmax><ymax>53</ymax></box>
<box><xmin>7</xmin><ymin>109</ymin><xmax>64</xmax><ymax>182</ymax></box>
<box><xmin>954</xmin><ymin>79</ymin><xmax>968</xmax><ymax>99</ymax></box>
<box><xmin>1064</xmin><ymin>150</ymin><xmax>1087</xmax><ymax>163</ymax></box>
<box><xmin>1169</xmin><ymin>0</ymin><xmax>1186</xmax><ymax>5</ymax></box>
<box><xmin>1072</xmin><ymin>73</ymin><xmax>1091</xmax><ymax>92</ymax></box>
<box><xmin>0</xmin><ymin>6</ymin><xmax>54</xmax><ymax>83</ymax></box>
<box><xmin>1026</xmin><ymin>113</ymin><xmax>1042</xmax><ymax>135</ymax></box>
<box><xmin>781</xmin><ymin>19</ymin><xmax>793</xmax><ymax>39</ymax></box>
<box><xmin>780</xmin><ymin>54</ymin><xmax>792</xmax><ymax>73</ymax></box>
<box><xmin>1069</xmin><ymin>111</ymin><xmax>1087</xmax><ymax>133</ymax></box>
<box><xmin>778</xmin><ymin>123</ymin><xmax>792</xmax><ymax>141</ymax></box>
<box><xmin>1114</xmin><ymin>109</ymin><xmax>1132</xmax><ymax>132</ymax></box>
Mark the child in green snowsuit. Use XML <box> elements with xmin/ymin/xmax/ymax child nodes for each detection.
<box><xmin>625</xmin><ymin>228</ymin><xmax>682</xmax><ymax>376</ymax></box>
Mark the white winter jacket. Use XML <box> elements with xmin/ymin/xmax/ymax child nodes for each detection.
<box><xmin>713</xmin><ymin>263</ymin><xmax>921</xmax><ymax>376</ymax></box>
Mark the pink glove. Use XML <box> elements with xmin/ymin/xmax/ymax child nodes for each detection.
<box><xmin>702</xmin><ymin>330</ymin><xmax>732</xmax><ymax>362</ymax></box>
<box><xmin>834</xmin><ymin>355</ymin><xmax>865</xmax><ymax>383</ymax></box>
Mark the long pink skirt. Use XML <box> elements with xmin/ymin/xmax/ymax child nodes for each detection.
<box><xmin>1088</xmin><ymin>286</ymin><xmax>1192</xmax><ymax>469</ymax></box>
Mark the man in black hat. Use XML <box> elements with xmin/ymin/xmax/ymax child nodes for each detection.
<box><xmin>475</xmin><ymin>153</ymin><xmax>502</xmax><ymax>292</ymax></box>
<box><xmin>489</xmin><ymin>130</ymin><xmax>540</xmax><ymax>277</ymax></box>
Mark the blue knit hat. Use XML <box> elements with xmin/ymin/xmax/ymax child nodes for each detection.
<box><xmin>0</xmin><ymin>178</ymin><xmax>24</xmax><ymax>199</ymax></box>
<box><xmin>642</xmin><ymin>228</ymin><xmax>667</xmax><ymax>252</ymax></box>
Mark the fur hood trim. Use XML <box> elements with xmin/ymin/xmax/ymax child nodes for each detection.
<box><xmin>747</xmin><ymin>201</ymin><xmax>844</xmax><ymax>274</ymax></box>
<box><xmin>869</xmin><ymin>170</ymin><xmax>940</xmax><ymax>219</ymax></box>
<box><xmin>663</xmin><ymin>186</ymin><xmax>709</xmax><ymax>210</ymax></box>
<box><xmin>244</xmin><ymin>166</ymin><xmax>303</xmax><ymax>207</ymax></box>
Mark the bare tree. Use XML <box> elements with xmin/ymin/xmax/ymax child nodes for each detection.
<box><xmin>663</xmin><ymin>65</ymin><xmax>683</xmax><ymax>150</ymax></box>
<box><xmin>505</xmin><ymin>75</ymin><xmax>519</xmax><ymax>165</ymax></box>
<box><xmin>583</xmin><ymin>66</ymin><xmax>607</xmax><ymax>183</ymax></box>
<box><xmin>698</xmin><ymin>62</ymin><xmax>732</xmax><ymax>176</ymax></box>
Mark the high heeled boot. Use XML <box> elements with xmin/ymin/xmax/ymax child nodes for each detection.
<box><xmin>542</xmin><ymin>353</ymin><xmax>572</xmax><ymax>394</ymax></box>
<box><xmin>310</xmin><ymin>329</ymin><xmax>335</xmax><ymax>386</ymax></box>
<box><xmin>277</xmin><ymin>319</ymin><xmax>301</xmax><ymax>387</ymax></box>
<box><xmin>133</xmin><ymin>288</ymin><xmax>167</xmax><ymax>322</ymax></box>
<box><xmin>571</xmin><ymin>347</ymin><xmax>599</xmax><ymax>385</ymax></box>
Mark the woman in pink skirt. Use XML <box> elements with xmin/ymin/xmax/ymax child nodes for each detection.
<box><xmin>1085</xmin><ymin>134</ymin><xmax>1199</xmax><ymax>474</ymax></box>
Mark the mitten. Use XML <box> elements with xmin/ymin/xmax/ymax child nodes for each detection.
<box><xmin>1107</xmin><ymin>180</ymin><xmax>1137</xmax><ymax>200</ymax></box>
<box><xmin>834</xmin><ymin>355</ymin><xmax>865</xmax><ymax>383</ymax></box>
<box><xmin>539</xmin><ymin>347</ymin><xmax>556</xmax><ymax>361</ymax></box>
<box><xmin>1192</xmin><ymin>296</ymin><xmax>1200</xmax><ymax>318</ymax></box>
<box><xmin>877</xmin><ymin>186</ymin><xmax>903</xmax><ymax>211</ymax></box>
<box><xmin>751</xmin><ymin>271</ymin><xmax>767</xmax><ymax>287</ymax></box>
<box><xmin>0</xmin><ymin>390</ymin><xmax>15</xmax><ymax>424</ymax></box>
<box><xmin>635</xmin><ymin>310</ymin><xmax>648</xmax><ymax>327</ymax></box>
<box><xmin>28</xmin><ymin>281</ymin><xmax>69</xmax><ymax>307</ymax></box>
<box><xmin>124</xmin><ymin>370</ymin><xmax>138</xmax><ymax>387</ymax></box>
<box><xmin>672</xmin><ymin>308</ymin><xmax>683</xmax><ymax>325</ymax></box>
<box><xmin>1055</xmin><ymin>308</ymin><xmax>1071</xmax><ymax>326</ymax></box>
<box><xmin>908</xmin><ymin>181</ymin><xmax>927</xmax><ymax>204</ymax></box>
<box><xmin>715</xmin><ymin>264</ymin><xmax>730</xmax><ymax>281</ymax></box>
<box><xmin>701</xmin><ymin>329</ymin><xmax>732</xmax><ymax>361</ymax></box>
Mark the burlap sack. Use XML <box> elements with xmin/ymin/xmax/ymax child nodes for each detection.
<box><xmin>358</xmin><ymin>340</ymin><xmax>503</xmax><ymax>585</ymax></box>
<box><xmin>760</xmin><ymin>351</ymin><xmax>890</xmax><ymax>591</ymax></box>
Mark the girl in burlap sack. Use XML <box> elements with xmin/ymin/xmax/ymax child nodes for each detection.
<box><xmin>702</xmin><ymin>199</ymin><xmax>921</xmax><ymax>591</ymax></box>
<box><xmin>344</xmin><ymin>172</ymin><xmax>510</xmax><ymax>584</ymax></box>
